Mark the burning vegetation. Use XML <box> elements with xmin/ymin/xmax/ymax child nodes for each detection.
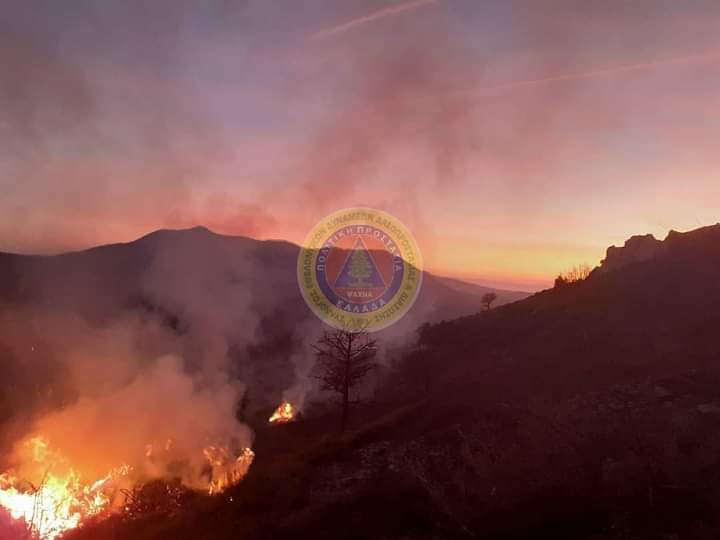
<box><xmin>0</xmin><ymin>349</ymin><xmax>258</xmax><ymax>539</ymax></box>
<box><xmin>0</xmin><ymin>437</ymin><xmax>129</xmax><ymax>539</ymax></box>
<box><xmin>202</xmin><ymin>446</ymin><xmax>255</xmax><ymax>495</ymax></box>
<box><xmin>0</xmin><ymin>434</ymin><xmax>254</xmax><ymax>539</ymax></box>
<box><xmin>268</xmin><ymin>402</ymin><xmax>295</xmax><ymax>424</ymax></box>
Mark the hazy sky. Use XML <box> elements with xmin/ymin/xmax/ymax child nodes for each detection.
<box><xmin>1</xmin><ymin>0</ymin><xmax>719</xmax><ymax>290</ymax></box>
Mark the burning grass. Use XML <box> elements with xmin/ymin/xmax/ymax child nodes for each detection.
<box><xmin>0</xmin><ymin>436</ymin><xmax>255</xmax><ymax>540</ymax></box>
<box><xmin>268</xmin><ymin>402</ymin><xmax>295</xmax><ymax>424</ymax></box>
<box><xmin>0</xmin><ymin>437</ymin><xmax>129</xmax><ymax>539</ymax></box>
<box><xmin>203</xmin><ymin>446</ymin><xmax>255</xmax><ymax>495</ymax></box>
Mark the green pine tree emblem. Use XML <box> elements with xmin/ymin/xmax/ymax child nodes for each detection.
<box><xmin>348</xmin><ymin>248</ymin><xmax>372</xmax><ymax>287</ymax></box>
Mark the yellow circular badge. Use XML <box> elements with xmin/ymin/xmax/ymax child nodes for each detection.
<box><xmin>297</xmin><ymin>207</ymin><xmax>423</xmax><ymax>332</ymax></box>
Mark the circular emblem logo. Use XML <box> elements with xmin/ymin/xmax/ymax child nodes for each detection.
<box><xmin>297</xmin><ymin>207</ymin><xmax>423</xmax><ymax>332</ymax></box>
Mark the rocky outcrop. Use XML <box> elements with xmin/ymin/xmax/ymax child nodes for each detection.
<box><xmin>599</xmin><ymin>233</ymin><xmax>665</xmax><ymax>273</ymax></box>
<box><xmin>598</xmin><ymin>223</ymin><xmax>720</xmax><ymax>273</ymax></box>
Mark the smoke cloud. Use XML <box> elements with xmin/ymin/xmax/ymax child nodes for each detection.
<box><xmin>0</xmin><ymin>228</ymin><xmax>304</xmax><ymax>492</ymax></box>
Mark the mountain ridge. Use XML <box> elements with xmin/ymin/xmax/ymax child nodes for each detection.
<box><xmin>0</xmin><ymin>225</ymin><xmax>529</xmax><ymax>306</ymax></box>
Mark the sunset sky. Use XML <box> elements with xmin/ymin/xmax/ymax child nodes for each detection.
<box><xmin>1</xmin><ymin>0</ymin><xmax>719</xmax><ymax>291</ymax></box>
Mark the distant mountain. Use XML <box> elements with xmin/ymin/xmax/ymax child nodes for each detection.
<box><xmin>0</xmin><ymin>226</ymin><xmax>528</xmax><ymax>422</ymax></box>
<box><xmin>432</xmin><ymin>275</ymin><xmax>528</xmax><ymax>304</ymax></box>
<box><xmin>0</xmin><ymin>226</ymin><xmax>526</xmax><ymax>321</ymax></box>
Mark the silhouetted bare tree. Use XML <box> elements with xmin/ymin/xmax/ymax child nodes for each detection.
<box><xmin>313</xmin><ymin>325</ymin><xmax>378</xmax><ymax>432</ymax></box>
<box><xmin>481</xmin><ymin>292</ymin><xmax>498</xmax><ymax>311</ymax></box>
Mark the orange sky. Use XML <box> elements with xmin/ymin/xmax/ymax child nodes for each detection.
<box><xmin>1</xmin><ymin>1</ymin><xmax>719</xmax><ymax>291</ymax></box>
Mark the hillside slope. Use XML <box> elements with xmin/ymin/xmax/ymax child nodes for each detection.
<box><xmin>420</xmin><ymin>223</ymin><xmax>720</xmax><ymax>392</ymax></box>
<box><xmin>66</xmin><ymin>224</ymin><xmax>720</xmax><ymax>540</ymax></box>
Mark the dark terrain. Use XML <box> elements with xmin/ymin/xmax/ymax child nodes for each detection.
<box><xmin>5</xmin><ymin>224</ymin><xmax>720</xmax><ymax>539</ymax></box>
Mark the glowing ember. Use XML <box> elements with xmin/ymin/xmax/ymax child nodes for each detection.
<box><xmin>0</xmin><ymin>437</ymin><xmax>129</xmax><ymax>540</ymax></box>
<box><xmin>268</xmin><ymin>401</ymin><xmax>295</xmax><ymax>423</ymax></box>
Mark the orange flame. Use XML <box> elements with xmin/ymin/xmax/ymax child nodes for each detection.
<box><xmin>268</xmin><ymin>401</ymin><xmax>295</xmax><ymax>423</ymax></box>
<box><xmin>1</xmin><ymin>435</ymin><xmax>255</xmax><ymax>538</ymax></box>
<box><xmin>0</xmin><ymin>437</ymin><xmax>129</xmax><ymax>540</ymax></box>
<box><xmin>202</xmin><ymin>447</ymin><xmax>255</xmax><ymax>495</ymax></box>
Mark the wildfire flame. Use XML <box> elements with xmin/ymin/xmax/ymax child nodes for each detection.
<box><xmin>0</xmin><ymin>434</ymin><xmax>256</xmax><ymax>539</ymax></box>
<box><xmin>144</xmin><ymin>438</ymin><xmax>254</xmax><ymax>496</ymax></box>
<box><xmin>202</xmin><ymin>446</ymin><xmax>255</xmax><ymax>496</ymax></box>
<box><xmin>268</xmin><ymin>401</ymin><xmax>295</xmax><ymax>423</ymax></box>
<box><xmin>0</xmin><ymin>437</ymin><xmax>129</xmax><ymax>540</ymax></box>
